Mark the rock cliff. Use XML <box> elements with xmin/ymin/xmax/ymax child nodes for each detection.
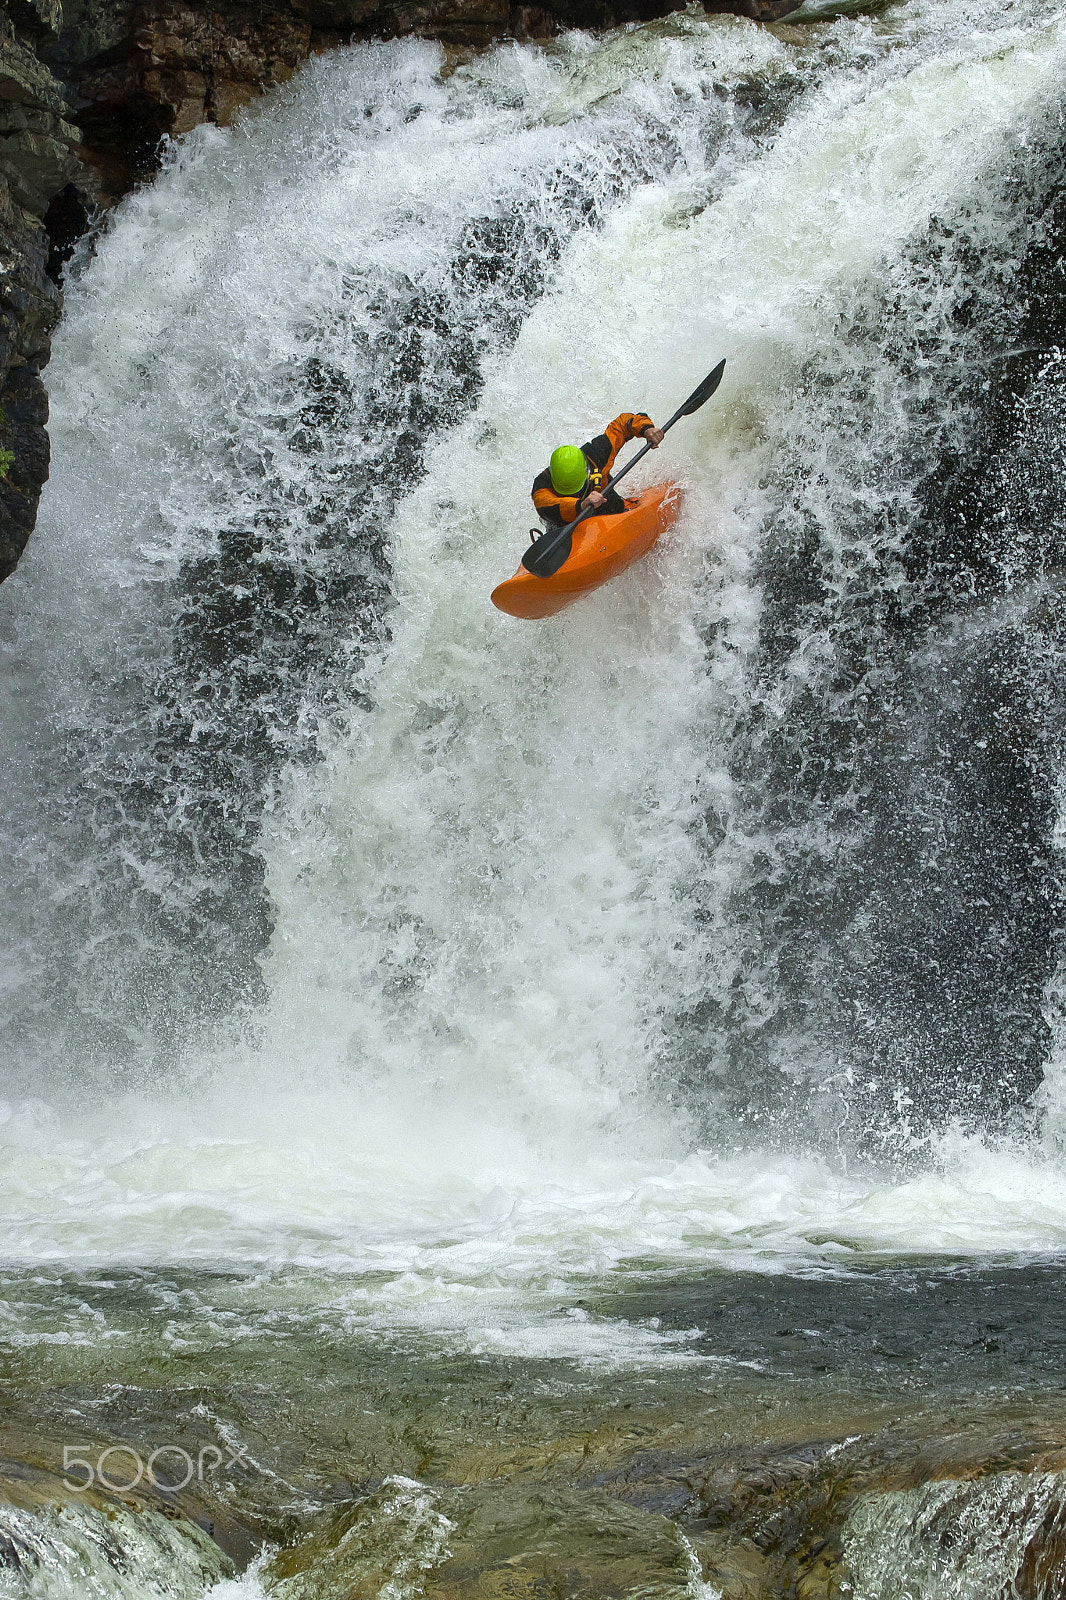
<box><xmin>0</xmin><ymin>0</ymin><xmax>800</xmax><ymax>579</ymax></box>
<box><xmin>0</xmin><ymin>0</ymin><xmax>80</xmax><ymax>579</ymax></box>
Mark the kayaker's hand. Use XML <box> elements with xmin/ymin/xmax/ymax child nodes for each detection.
<box><xmin>642</xmin><ymin>426</ymin><xmax>665</xmax><ymax>447</ymax></box>
<box><xmin>581</xmin><ymin>491</ymin><xmax>607</xmax><ymax>511</ymax></box>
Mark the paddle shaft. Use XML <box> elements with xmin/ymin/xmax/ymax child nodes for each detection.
<box><xmin>520</xmin><ymin>359</ymin><xmax>726</xmax><ymax>579</ymax></box>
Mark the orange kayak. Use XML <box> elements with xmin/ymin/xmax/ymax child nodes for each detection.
<box><xmin>491</xmin><ymin>482</ymin><xmax>681</xmax><ymax>620</ymax></box>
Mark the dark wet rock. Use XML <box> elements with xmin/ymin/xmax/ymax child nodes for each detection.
<box><xmin>0</xmin><ymin>5</ymin><xmax>80</xmax><ymax>578</ymax></box>
<box><xmin>0</xmin><ymin>312</ymin><xmax>52</xmax><ymax>577</ymax></box>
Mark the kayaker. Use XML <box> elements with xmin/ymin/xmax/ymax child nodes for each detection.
<box><xmin>532</xmin><ymin>412</ymin><xmax>666</xmax><ymax>530</ymax></box>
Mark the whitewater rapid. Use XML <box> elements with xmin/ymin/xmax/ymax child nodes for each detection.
<box><xmin>3</xmin><ymin>0</ymin><xmax>1066</xmax><ymax>1358</ymax></box>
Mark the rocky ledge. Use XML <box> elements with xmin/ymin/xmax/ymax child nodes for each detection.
<box><xmin>0</xmin><ymin>0</ymin><xmax>801</xmax><ymax>580</ymax></box>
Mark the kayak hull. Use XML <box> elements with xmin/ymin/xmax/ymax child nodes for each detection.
<box><xmin>491</xmin><ymin>482</ymin><xmax>681</xmax><ymax>620</ymax></box>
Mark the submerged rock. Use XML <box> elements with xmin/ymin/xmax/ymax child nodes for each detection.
<box><xmin>5</xmin><ymin>1409</ymin><xmax>1066</xmax><ymax>1598</ymax></box>
<box><xmin>3</xmin><ymin>1260</ymin><xmax>1066</xmax><ymax>1598</ymax></box>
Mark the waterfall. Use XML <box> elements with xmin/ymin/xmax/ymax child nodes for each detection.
<box><xmin>2</xmin><ymin>0</ymin><xmax>1066</xmax><ymax>1290</ymax></box>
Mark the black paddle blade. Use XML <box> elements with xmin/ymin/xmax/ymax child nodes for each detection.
<box><xmin>676</xmin><ymin>357</ymin><xmax>726</xmax><ymax>418</ymax></box>
<box><xmin>521</xmin><ymin>526</ymin><xmax>572</xmax><ymax>578</ymax></box>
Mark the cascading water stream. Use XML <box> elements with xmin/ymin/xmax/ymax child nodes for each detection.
<box><xmin>2</xmin><ymin>0</ymin><xmax>1066</xmax><ymax>1286</ymax></box>
<box><xmin>4</xmin><ymin>3</ymin><xmax>1066</xmax><ymax>1592</ymax></box>
<box><xmin>1</xmin><ymin>26</ymin><xmax>772</xmax><ymax>1082</ymax></box>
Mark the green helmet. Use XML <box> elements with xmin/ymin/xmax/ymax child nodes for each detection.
<box><xmin>549</xmin><ymin>445</ymin><xmax>588</xmax><ymax>496</ymax></box>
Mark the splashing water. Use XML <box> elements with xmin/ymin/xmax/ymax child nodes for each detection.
<box><xmin>1</xmin><ymin>0</ymin><xmax>1066</xmax><ymax>1351</ymax></box>
<box><xmin>0</xmin><ymin>1498</ymin><xmax>231</xmax><ymax>1599</ymax></box>
<box><xmin>844</xmin><ymin>1469</ymin><xmax>1066</xmax><ymax>1599</ymax></box>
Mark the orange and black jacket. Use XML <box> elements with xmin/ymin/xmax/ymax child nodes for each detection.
<box><xmin>532</xmin><ymin>412</ymin><xmax>655</xmax><ymax>530</ymax></box>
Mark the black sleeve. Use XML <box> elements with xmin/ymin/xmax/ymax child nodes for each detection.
<box><xmin>581</xmin><ymin>434</ymin><xmax>612</xmax><ymax>470</ymax></box>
